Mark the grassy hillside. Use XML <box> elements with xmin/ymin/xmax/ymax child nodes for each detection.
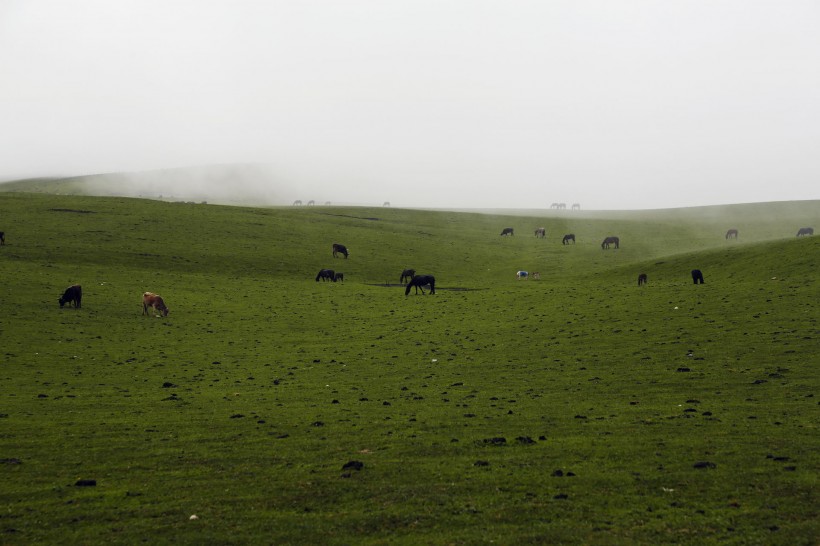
<box><xmin>0</xmin><ymin>192</ymin><xmax>818</xmax><ymax>545</ymax></box>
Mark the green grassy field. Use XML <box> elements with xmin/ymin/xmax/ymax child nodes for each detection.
<box><xmin>0</xmin><ymin>190</ymin><xmax>818</xmax><ymax>545</ymax></box>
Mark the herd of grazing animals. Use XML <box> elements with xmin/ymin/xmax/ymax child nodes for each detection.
<box><xmin>30</xmin><ymin>216</ymin><xmax>812</xmax><ymax>310</ymax></box>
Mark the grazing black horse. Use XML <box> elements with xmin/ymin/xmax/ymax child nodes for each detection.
<box><xmin>691</xmin><ymin>269</ymin><xmax>705</xmax><ymax>284</ymax></box>
<box><xmin>315</xmin><ymin>269</ymin><xmax>335</xmax><ymax>282</ymax></box>
<box><xmin>334</xmin><ymin>272</ymin><xmax>344</xmax><ymax>282</ymax></box>
<box><xmin>332</xmin><ymin>243</ymin><xmax>349</xmax><ymax>258</ymax></box>
<box><xmin>562</xmin><ymin>234</ymin><xmax>575</xmax><ymax>245</ymax></box>
<box><xmin>500</xmin><ymin>227</ymin><xmax>514</xmax><ymax>236</ymax></box>
<box><xmin>59</xmin><ymin>284</ymin><xmax>82</xmax><ymax>308</ymax></box>
<box><xmin>405</xmin><ymin>275</ymin><xmax>435</xmax><ymax>295</ymax></box>
<box><xmin>601</xmin><ymin>236</ymin><xmax>620</xmax><ymax>249</ymax></box>
<box><xmin>400</xmin><ymin>269</ymin><xmax>416</xmax><ymax>284</ymax></box>
<box><xmin>638</xmin><ymin>273</ymin><xmax>647</xmax><ymax>286</ymax></box>
<box><xmin>797</xmin><ymin>227</ymin><xmax>814</xmax><ymax>237</ymax></box>
<box><xmin>534</xmin><ymin>227</ymin><xmax>545</xmax><ymax>238</ymax></box>
<box><xmin>725</xmin><ymin>229</ymin><xmax>738</xmax><ymax>239</ymax></box>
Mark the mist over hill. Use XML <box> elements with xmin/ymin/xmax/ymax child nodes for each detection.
<box><xmin>2</xmin><ymin>165</ymin><xmax>820</xmax><ymax>219</ymax></box>
<box><xmin>0</xmin><ymin>164</ymin><xmax>393</xmax><ymax>208</ymax></box>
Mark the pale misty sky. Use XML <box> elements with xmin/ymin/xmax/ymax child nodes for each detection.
<box><xmin>1</xmin><ymin>1</ymin><xmax>819</xmax><ymax>209</ymax></box>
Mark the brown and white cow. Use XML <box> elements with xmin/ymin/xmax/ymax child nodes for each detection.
<box><xmin>142</xmin><ymin>292</ymin><xmax>169</xmax><ymax>317</ymax></box>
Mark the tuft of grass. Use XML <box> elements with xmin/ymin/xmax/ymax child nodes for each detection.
<box><xmin>0</xmin><ymin>191</ymin><xmax>818</xmax><ymax>544</ymax></box>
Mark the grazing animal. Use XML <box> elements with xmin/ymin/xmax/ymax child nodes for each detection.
<box><xmin>383</xmin><ymin>201</ymin><xmax>391</xmax><ymax>207</ymax></box>
<box><xmin>315</xmin><ymin>269</ymin><xmax>335</xmax><ymax>282</ymax></box>
<box><xmin>601</xmin><ymin>236</ymin><xmax>620</xmax><ymax>249</ymax></box>
<box><xmin>405</xmin><ymin>275</ymin><xmax>435</xmax><ymax>295</ymax></box>
<box><xmin>797</xmin><ymin>227</ymin><xmax>814</xmax><ymax>237</ymax></box>
<box><xmin>59</xmin><ymin>284</ymin><xmax>82</xmax><ymax>308</ymax></box>
<box><xmin>500</xmin><ymin>227</ymin><xmax>514</xmax><ymax>236</ymax></box>
<box><xmin>332</xmin><ymin>243</ymin><xmax>349</xmax><ymax>259</ymax></box>
<box><xmin>293</xmin><ymin>200</ymin><xmax>302</xmax><ymax>206</ymax></box>
<box><xmin>572</xmin><ymin>203</ymin><xmax>580</xmax><ymax>211</ymax></box>
<box><xmin>307</xmin><ymin>200</ymin><xmax>315</xmax><ymax>206</ymax></box>
<box><xmin>725</xmin><ymin>229</ymin><xmax>738</xmax><ymax>239</ymax></box>
<box><xmin>691</xmin><ymin>269</ymin><xmax>705</xmax><ymax>285</ymax></box>
<box><xmin>532</xmin><ymin>272</ymin><xmax>540</xmax><ymax>280</ymax></box>
<box><xmin>562</xmin><ymin>234</ymin><xmax>575</xmax><ymax>245</ymax></box>
<box><xmin>400</xmin><ymin>269</ymin><xmax>416</xmax><ymax>284</ymax></box>
<box><xmin>516</xmin><ymin>271</ymin><xmax>528</xmax><ymax>280</ymax></box>
<box><xmin>534</xmin><ymin>227</ymin><xmax>546</xmax><ymax>238</ymax></box>
<box><xmin>142</xmin><ymin>292</ymin><xmax>169</xmax><ymax>316</ymax></box>
<box><xmin>334</xmin><ymin>272</ymin><xmax>344</xmax><ymax>282</ymax></box>
<box><xmin>0</xmin><ymin>231</ymin><xmax>4</xmax><ymax>245</ymax></box>
<box><xmin>638</xmin><ymin>273</ymin><xmax>647</xmax><ymax>286</ymax></box>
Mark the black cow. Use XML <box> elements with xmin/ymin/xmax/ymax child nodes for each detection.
<box><xmin>405</xmin><ymin>275</ymin><xmax>436</xmax><ymax>295</ymax></box>
<box><xmin>59</xmin><ymin>284</ymin><xmax>82</xmax><ymax>308</ymax></box>
<box><xmin>332</xmin><ymin>243</ymin><xmax>349</xmax><ymax>258</ymax></box>
<box><xmin>500</xmin><ymin>227</ymin><xmax>514</xmax><ymax>236</ymax></box>
<box><xmin>315</xmin><ymin>269</ymin><xmax>335</xmax><ymax>282</ymax></box>
<box><xmin>562</xmin><ymin>234</ymin><xmax>575</xmax><ymax>245</ymax></box>
<box><xmin>691</xmin><ymin>269</ymin><xmax>705</xmax><ymax>284</ymax></box>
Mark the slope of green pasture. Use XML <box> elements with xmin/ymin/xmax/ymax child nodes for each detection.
<box><xmin>0</xmin><ymin>193</ymin><xmax>817</xmax><ymax>545</ymax></box>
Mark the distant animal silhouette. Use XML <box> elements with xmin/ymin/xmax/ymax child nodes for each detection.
<box><xmin>332</xmin><ymin>243</ymin><xmax>349</xmax><ymax>258</ymax></box>
<box><xmin>500</xmin><ymin>227</ymin><xmax>514</xmax><ymax>236</ymax></box>
<box><xmin>334</xmin><ymin>272</ymin><xmax>344</xmax><ymax>282</ymax></box>
<box><xmin>797</xmin><ymin>227</ymin><xmax>814</xmax><ymax>237</ymax></box>
<box><xmin>315</xmin><ymin>269</ymin><xmax>335</xmax><ymax>282</ymax></box>
<box><xmin>400</xmin><ymin>269</ymin><xmax>416</xmax><ymax>284</ymax></box>
<box><xmin>601</xmin><ymin>236</ymin><xmax>620</xmax><ymax>249</ymax></box>
<box><xmin>307</xmin><ymin>200</ymin><xmax>315</xmax><ymax>206</ymax></box>
<box><xmin>691</xmin><ymin>269</ymin><xmax>705</xmax><ymax>284</ymax></box>
<box><xmin>293</xmin><ymin>200</ymin><xmax>302</xmax><ymax>206</ymax></box>
<box><xmin>534</xmin><ymin>227</ymin><xmax>545</xmax><ymax>238</ymax></box>
<box><xmin>59</xmin><ymin>284</ymin><xmax>82</xmax><ymax>308</ymax></box>
<box><xmin>516</xmin><ymin>271</ymin><xmax>528</xmax><ymax>280</ymax></box>
<box><xmin>725</xmin><ymin>229</ymin><xmax>738</xmax><ymax>239</ymax></box>
<box><xmin>405</xmin><ymin>275</ymin><xmax>435</xmax><ymax>295</ymax></box>
<box><xmin>571</xmin><ymin>203</ymin><xmax>580</xmax><ymax>211</ymax></box>
<box><xmin>0</xmin><ymin>231</ymin><xmax>4</xmax><ymax>245</ymax></box>
<box><xmin>638</xmin><ymin>273</ymin><xmax>647</xmax><ymax>286</ymax></box>
<box><xmin>142</xmin><ymin>292</ymin><xmax>169</xmax><ymax>316</ymax></box>
<box><xmin>383</xmin><ymin>201</ymin><xmax>390</xmax><ymax>207</ymax></box>
<box><xmin>562</xmin><ymin>234</ymin><xmax>575</xmax><ymax>245</ymax></box>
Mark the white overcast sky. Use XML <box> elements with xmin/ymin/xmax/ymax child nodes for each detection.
<box><xmin>1</xmin><ymin>1</ymin><xmax>819</xmax><ymax>209</ymax></box>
